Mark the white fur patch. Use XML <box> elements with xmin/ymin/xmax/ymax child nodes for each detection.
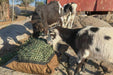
<box><xmin>77</xmin><ymin>50</ymin><xmax>90</xmax><ymax>63</ymax></box>
<box><xmin>89</xmin><ymin>27</ymin><xmax>113</xmax><ymax>62</ymax></box>
<box><xmin>78</xmin><ymin>59</ymin><xmax>82</xmax><ymax>64</ymax></box>
<box><xmin>51</xmin><ymin>29</ymin><xmax>67</xmax><ymax>51</ymax></box>
<box><xmin>78</xmin><ymin>26</ymin><xmax>113</xmax><ymax>63</ymax></box>
<box><xmin>58</xmin><ymin>1</ymin><xmax>63</xmax><ymax>15</ymax></box>
<box><xmin>78</xmin><ymin>26</ymin><xmax>93</xmax><ymax>36</ymax></box>
<box><xmin>52</xmin><ymin>29</ymin><xmax>63</xmax><ymax>51</ymax></box>
<box><xmin>83</xmin><ymin>50</ymin><xmax>90</xmax><ymax>58</ymax></box>
<box><xmin>60</xmin><ymin>16</ymin><xmax>64</xmax><ymax>27</ymax></box>
<box><xmin>71</xmin><ymin>3</ymin><xmax>77</xmax><ymax>13</ymax></box>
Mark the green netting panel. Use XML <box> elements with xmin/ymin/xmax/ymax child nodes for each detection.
<box><xmin>18</xmin><ymin>37</ymin><xmax>55</xmax><ymax>65</ymax></box>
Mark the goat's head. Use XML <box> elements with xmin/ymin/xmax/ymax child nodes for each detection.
<box><xmin>49</xmin><ymin>1</ymin><xmax>63</xmax><ymax>16</ymax></box>
<box><xmin>45</xmin><ymin>28</ymin><xmax>58</xmax><ymax>46</ymax></box>
<box><xmin>34</xmin><ymin>22</ymin><xmax>44</xmax><ymax>32</ymax></box>
<box><xmin>47</xmin><ymin>27</ymin><xmax>69</xmax><ymax>54</ymax></box>
<box><xmin>30</xmin><ymin>20</ymin><xmax>44</xmax><ymax>32</ymax></box>
<box><xmin>63</xmin><ymin>2</ymin><xmax>77</xmax><ymax>13</ymax></box>
<box><xmin>64</xmin><ymin>3</ymin><xmax>72</xmax><ymax>13</ymax></box>
<box><xmin>47</xmin><ymin>27</ymin><xmax>66</xmax><ymax>50</ymax></box>
<box><xmin>30</xmin><ymin>20</ymin><xmax>45</xmax><ymax>37</ymax></box>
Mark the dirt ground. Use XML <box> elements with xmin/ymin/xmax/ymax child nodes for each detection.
<box><xmin>53</xmin><ymin>47</ymin><xmax>113</xmax><ymax>75</ymax></box>
<box><xmin>0</xmin><ymin>16</ymin><xmax>27</xmax><ymax>25</ymax></box>
<box><xmin>0</xmin><ymin>5</ymin><xmax>35</xmax><ymax>27</ymax></box>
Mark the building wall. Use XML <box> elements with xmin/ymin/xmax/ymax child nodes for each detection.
<box><xmin>47</xmin><ymin>0</ymin><xmax>113</xmax><ymax>11</ymax></box>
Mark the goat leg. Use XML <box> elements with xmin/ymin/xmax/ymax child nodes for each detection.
<box><xmin>74</xmin><ymin>58</ymin><xmax>86</xmax><ymax>75</ymax></box>
<box><xmin>81</xmin><ymin>59</ymin><xmax>88</xmax><ymax>72</ymax></box>
<box><xmin>63</xmin><ymin>53</ymin><xmax>71</xmax><ymax>75</ymax></box>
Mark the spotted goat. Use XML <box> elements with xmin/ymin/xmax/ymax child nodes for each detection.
<box><xmin>49</xmin><ymin>26</ymin><xmax>113</xmax><ymax>74</ymax></box>
<box><xmin>62</xmin><ymin>2</ymin><xmax>77</xmax><ymax>28</ymax></box>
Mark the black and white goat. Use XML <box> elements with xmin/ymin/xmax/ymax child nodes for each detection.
<box><xmin>49</xmin><ymin>26</ymin><xmax>113</xmax><ymax>74</ymax></box>
<box><xmin>62</xmin><ymin>2</ymin><xmax>77</xmax><ymax>28</ymax></box>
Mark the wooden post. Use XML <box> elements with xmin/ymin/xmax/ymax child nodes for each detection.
<box><xmin>12</xmin><ymin>0</ymin><xmax>14</xmax><ymax>22</ymax></box>
<box><xmin>25</xmin><ymin>0</ymin><xmax>27</xmax><ymax>13</ymax></box>
<box><xmin>35</xmin><ymin>0</ymin><xmax>36</xmax><ymax>7</ymax></box>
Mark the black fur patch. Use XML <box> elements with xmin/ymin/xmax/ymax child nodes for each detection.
<box><xmin>64</xmin><ymin>4</ymin><xmax>72</xmax><ymax>12</ymax></box>
<box><xmin>54</xmin><ymin>27</ymin><xmax>93</xmax><ymax>55</ymax></box>
<box><xmin>90</xmin><ymin>27</ymin><xmax>99</xmax><ymax>32</ymax></box>
<box><xmin>104</xmin><ymin>36</ymin><xmax>111</xmax><ymax>40</ymax></box>
<box><xmin>55</xmin><ymin>27</ymin><xmax>81</xmax><ymax>53</ymax></box>
<box><xmin>95</xmin><ymin>48</ymin><xmax>100</xmax><ymax>52</ymax></box>
<box><xmin>75</xmin><ymin>30</ymin><xmax>93</xmax><ymax>54</ymax></box>
<box><xmin>57</xmin><ymin>43</ymin><xmax>69</xmax><ymax>53</ymax></box>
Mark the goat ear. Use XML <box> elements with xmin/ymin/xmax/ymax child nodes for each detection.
<box><xmin>69</xmin><ymin>5</ymin><xmax>73</xmax><ymax>12</ymax></box>
<box><xmin>29</xmin><ymin>20</ymin><xmax>38</xmax><ymax>24</ymax></box>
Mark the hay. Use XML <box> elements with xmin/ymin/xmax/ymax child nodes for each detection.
<box><xmin>18</xmin><ymin>37</ymin><xmax>55</xmax><ymax>64</ymax></box>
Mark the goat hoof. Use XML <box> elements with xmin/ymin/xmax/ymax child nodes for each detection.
<box><xmin>74</xmin><ymin>70</ymin><xmax>80</xmax><ymax>75</ymax></box>
<box><xmin>74</xmin><ymin>72</ymin><xmax>81</xmax><ymax>75</ymax></box>
<box><xmin>81</xmin><ymin>65</ymin><xmax>86</xmax><ymax>72</ymax></box>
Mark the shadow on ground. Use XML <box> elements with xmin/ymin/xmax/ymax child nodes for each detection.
<box><xmin>0</xmin><ymin>22</ymin><xmax>33</xmax><ymax>55</ymax></box>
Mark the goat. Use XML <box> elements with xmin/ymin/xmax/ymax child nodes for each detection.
<box><xmin>49</xmin><ymin>26</ymin><xmax>113</xmax><ymax>74</ymax></box>
<box><xmin>29</xmin><ymin>12</ymin><xmax>45</xmax><ymax>38</ymax></box>
<box><xmin>30</xmin><ymin>1</ymin><xmax>63</xmax><ymax>37</ymax></box>
<box><xmin>34</xmin><ymin>1</ymin><xmax>63</xmax><ymax>35</ymax></box>
<box><xmin>62</xmin><ymin>2</ymin><xmax>77</xmax><ymax>28</ymax></box>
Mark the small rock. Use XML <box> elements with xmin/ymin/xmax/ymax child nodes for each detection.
<box><xmin>100</xmin><ymin>62</ymin><xmax>113</xmax><ymax>73</ymax></box>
